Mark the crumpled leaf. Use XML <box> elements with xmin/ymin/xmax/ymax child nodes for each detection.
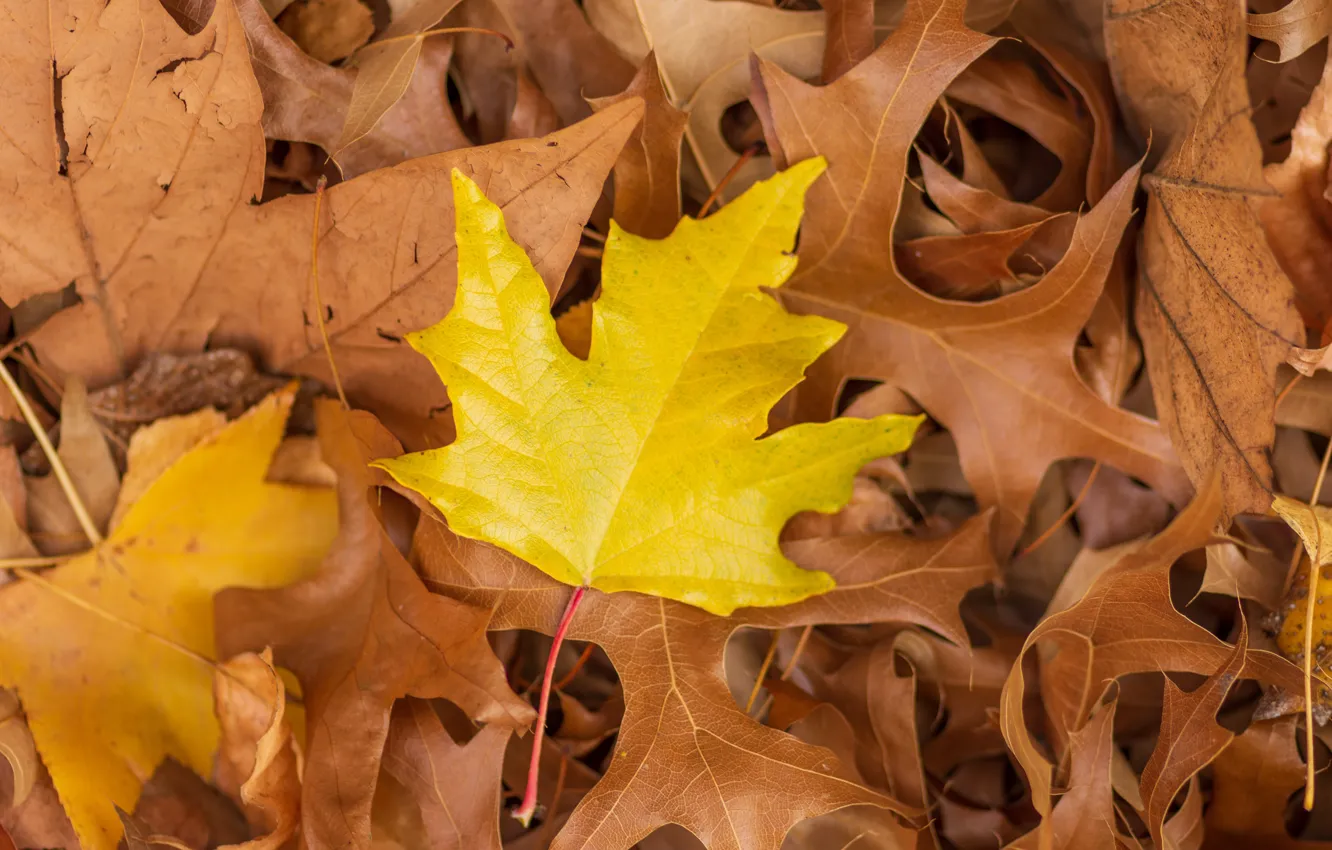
<box><xmin>1000</xmin><ymin>473</ymin><xmax>1304</xmax><ymax>825</ymax></box>
<box><xmin>86</xmin><ymin>350</ymin><xmax>284</xmax><ymax>447</ymax></box>
<box><xmin>589</xmin><ymin>54</ymin><xmax>688</xmax><ymax>239</ymax></box>
<box><xmin>377</xmin><ymin>160</ymin><xmax>922</xmax><ymax>615</ymax></box>
<box><xmin>1250</xmin><ymin>0</ymin><xmax>1332</xmax><ymax>63</ymax></box>
<box><xmin>213</xmin><ymin>650</ymin><xmax>301</xmax><ymax>850</ymax></box>
<box><xmin>413</xmin><ymin>506</ymin><xmax>997</xmax><ymax>850</ymax></box>
<box><xmin>1139</xmin><ymin>616</ymin><xmax>1248</xmax><ymax>849</ymax></box>
<box><xmin>758</xmin><ymin>2</ymin><xmax>1188</xmax><ymax>550</ymax></box>
<box><xmin>0</xmin><ymin>388</ymin><xmax>337</xmax><ymax>850</ymax></box>
<box><xmin>12</xmin><ymin>0</ymin><xmax>642</xmax><ymax>416</ymax></box>
<box><xmin>382</xmin><ymin>698</ymin><xmax>510</xmax><ymax>850</ymax></box>
<box><xmin>215</xmin><ymin>401</ymin><xmax>532</xmax><ymax>850</ymax></box>
<box><xmin>588</xmin><ymin>0</ymin><xmax>825</xmax><ymax>197</ymax></box>
<box><xmin>1105</xmin><ymin>0</ymin><xmax>1304</xmax><ymax>520</ymax></box>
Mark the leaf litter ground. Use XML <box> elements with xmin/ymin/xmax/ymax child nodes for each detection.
<box><xmin>3</xmin><ymin>0</ymin><xmax>1332</xmax><ymax>849</ymax></box>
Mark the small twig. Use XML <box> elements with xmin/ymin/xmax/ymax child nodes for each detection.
<box><xmin>575</xmin><ymin>245</ymin><xmax>603</xmax><ymax>260</ymax></box>
<box><xmin>0</xmin><ymin>554</ymin><xmax>77</xmax><ymax>570</ymax></box>
<box><xmin>310</xmin><ymin>177</ymin><xmax>349</xmax><ymax>410</ymax></box>
<box><xmin>0</xmin><ymin>360</ymin><xmax>102</xmax><ymax>546</ymax></box>
<box><xmin>1018</xmin><ymin>462</ymin><xmax>1101</xmax><ymax>558</ymax></box>
<box><xmin>781</xmin><ymin>624</ymin><xmax>814</xmax><ymax>681</ymax></box>
<box><xmin>581</xmin><ymin>227</ymin><xmax>606</xmax><ymax>244</ymax></box>
<box><xmin>745</xmin><ymin>633</ymin><xmax>781</xmax><ymax>714</ymax></box>
<box><xmin>754</xmin><ymin>625</ymin><xmax>818</xmax><ymax>721</ymax></box>
<box><xmin>358</xmin><ymin>26</ymin><xmax>513</xmax><ymax>54</ymax></box>
<box><xmin>699</xmin><ymin>143</ymin><xmax>764</xmax><ymax>217</ymax></box>
<box><xmin>553</xmin><ymin>642</ymin><xmax>596</xmax><ymax>691</ymax></box>
<box><xmin>1277</xmin><ymin>371</ymin><xmax>1305</xmax><ymax>411</ymax></box>
<box><xmin>514</xmin><ymin>585</ymin><xmax>586</xmax><ymax>827</ymax></box>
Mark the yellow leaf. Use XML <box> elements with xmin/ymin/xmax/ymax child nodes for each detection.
<box><xmin>0</xmin><ymin>388</ymin><xmax>338</xmax><ymax>850</ymax></box>
<box><xmin>1275</xmin><ymin>494</ymin><xmax>1332</xmax><ymax>659</ymax></box>
<box><xmin>375</xmin><ymin>159</ymin><xmax>922</xmax><ymax>616</ymax></box>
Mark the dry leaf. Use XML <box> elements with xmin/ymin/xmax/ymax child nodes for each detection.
<box><xmin>25</xmin><ymin>378</ymin><xmax>119</xmax><ymax>556</ymax></box>
<box><xmin>946</xmin><ymin>53</ymin><xmax>1093</xmax><ymax>211</ymax></box>
<box><xmin>772</xmin><ymin>153</ymin><xmax>1186</xmax><ymax>553</ymax></box>
<box><xmin>215</xmin><ymin>401</ymin><xmax>533</xmax><ymax>850</ymax></box>
<box><xmin>589</xmin><ymin>54</ymin><xmax>688</xmax><ymax>239</ymax></box>
<box><xmin>1206</xmin><ymin>716</ymin><xmax>1307</xmax><ymax>845</ymax></box>
<box><xmin>919</xmin><ymin>153</ymin><xmax>1051</xmax><ymax>234</ymax></box>
<box><xmin>86</xmin><ymin>350</ymin><xmax>284</xmax><ymax>447</ymax></box>
<box><xmin>1105</xmin><ymin>0</ymin><xmax>1304</xmax><ymax>520</ymax></box>
<box><xmin>504</xmin><ymin>69</ymin><xmax>561</xmax><ymax>141</ymax></box>
<box><xmin>0</xmin><ymin>388</ymin><xmax>336</xmax><ymax>850</ymax></box>
<box><xmin>1255</xmin><ymin>50</ymin><xmax>1332</xmax><ymax>335</ymax></box>
<box><xmin>222</xmin><ymin>0</ymin><xmax>473</xmax><ymax>178</ymax></box>
<box><xmin>382</xmin><ymin>699</ymin><xmax>510</xmax><ymax>850</ymax></box>
<box><xmin>334</xmin><ymin>0</ymin><xmax>464</xmax><ymax>155</ymax></box>
<box><xmin>277</xmin><ymin>0</ymin><xmax>373</xmax><ymax>62</ymax></box>
<box><xmin>1138</xmin><ymin>616</ymin><xmax>1247</xmax><ymax>848</ymax></box>
<box><xmin>1000</xmin><ymin>474</ymin><xmax>1304</xmax><ymax>824</ymax></box>
<box><xmin>1250</xmin><ymin>0</ymin><xmax>1332</xmax><ymax>63</ymax></box>
<box><xmin>414</xmin><ymin>508</ymin><xmax>998</xmax><ymax>850</ymax></box>
<box><xmin>1007</xmin><ymin>698</ymin><xmax>1119</xmax><ymax>849</ymax></box>
<box><xmin>588</xmin><ymin>0</ymin><xmax>825</xmax><ymax>196</ymax></box>
<box><xmin>213</xmin><ymin>650</ymin><xmax>301</xmax><ymax>850</ymax></box>
<box><xmin>448</xmin><ymin>0</ymin><xmax>636</xmax><ymax>143</ymax></box>
<box><xmin>13</xmin><ymin>0</ymin><xmax>642</xmax><ymax>416</ymax></box>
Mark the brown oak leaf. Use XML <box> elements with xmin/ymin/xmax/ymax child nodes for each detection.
<box><xmin>1138</xmin><ymin>616</ymin><xmax>1248</xmax><ymax>848</ymax></box>
<box><xmin>381</xmin><ymin>699</ymin><xmax>511</xmax><ymax>850</ymax></box>
<box><xmin>999</xmin><ymin>473</ymin><xmax>1304</xmax><ymax>825</ymax></box>
<box><xmin>413</xmin><ymin>509</ymin><xmax>998</xmax><ymax>850</ymax></box>
<box><xmin>1105</xmin><ymin>0</ymin><xmax>1304</xmax><ymax>520</ymax></box>
<box><xmin>215</xmin><ymin>402</ymin><xmax>533</xmax><ymax>850</ymax></box>
<box><xmin>755</xmin><ymin>0</ymin><xmax>1188</xmax><ymax>553</ymax></box>
<box><xmin>7</xmin><ymin>0</ymin><xmax>641</xmax><ymax>417</ymax></box>
<box><xmin>1007</xmin><ymin>697</ymin><xmax>1119</xmax><ymax>850</ymax></box>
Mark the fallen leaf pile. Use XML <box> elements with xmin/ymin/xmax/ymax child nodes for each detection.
<box><xmin>1</xmin><ymin>0</ymin><xmax>1332</xmax><ymax>847</ymax></box>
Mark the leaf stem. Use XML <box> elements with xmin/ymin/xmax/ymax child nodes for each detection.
<box><xmin>0</xmin><ymin>360</ymin><xmax>102</xmax><ymax>547</ymax></box>
<box><xmin>310</xmin><ymin>176</ymin><xmax>349</xmax><ymax>410</ymax></box>
<box><xmin>514</xmin><ymin>584</ymin><xmax>586</xmax><ymax>827</ymax></box>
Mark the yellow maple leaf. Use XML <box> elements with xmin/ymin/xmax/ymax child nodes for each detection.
<box><xmin>0</xmin><ymin>388</ymin><xmax>337</xmax><ymax>850</ymax></box>
<box><xmin>375</xmin><ymin>158</ymin><xmax>922</xmax><ymax>616</ymax></box>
